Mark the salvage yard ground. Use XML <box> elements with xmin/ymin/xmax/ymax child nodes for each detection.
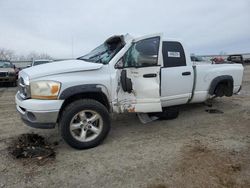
<box><xmin>0</xmin><ymin>67</ymin><xmax>250</xmax><ymax>188</ymax></box>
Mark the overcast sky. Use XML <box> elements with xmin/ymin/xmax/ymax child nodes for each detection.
<box><xmin>0</xmin><ymin>0</ymin><xmax>249</xmax><ymax>58</ymax></box>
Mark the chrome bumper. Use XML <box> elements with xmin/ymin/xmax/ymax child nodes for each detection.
<box><xmin>15</xmin><ymin>93</ymin><xmax>63</xmax><ymax>129</ymax></box>
<box><xmin>16</xmin><ymin>105</ymin><xmax>59</xmax><ymax>129</ymax></box>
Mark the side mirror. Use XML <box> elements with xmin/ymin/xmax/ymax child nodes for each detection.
<box><xmin>114</xmin><ymin>59</ymin><xmax>124</xmax><ymax>69</ymax></box>
<box><xmin>120</xmin><ymin>70</ymin><xmax>133</xmax><ymax>93</ymax></box>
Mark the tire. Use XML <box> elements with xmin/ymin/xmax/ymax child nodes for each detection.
<box><xmin>59</xmin><ymin>99</ymin><xmax>110</xmax><ymax>149</ymax></box>
<box><xmin>214</xmin><ymin>84</ymin><xmax>226</xmax><ymax>97</ymax></box>
<box><xmin>149</xmin><ymin>107</ymin><xmax>179</xmax><ymax>120</ymax></box>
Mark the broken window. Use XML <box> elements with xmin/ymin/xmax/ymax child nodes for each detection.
<box><xmin>123</xmin><ymin>37</ymin><xmax>160</xmax><ymax>68</ymax></box>
<box><xmin>78</xmin><ymin>35</ymin><xmax>125</xmax><ymax>64</ymax></box>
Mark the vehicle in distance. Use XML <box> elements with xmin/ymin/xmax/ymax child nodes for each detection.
<box><xmin>0</xmin><ymin>60</ymin><xmax>18</xmax><ymax>86</ymax></box>
<box><xmin>15</xmin><ymin>33</ymin><xmax>244</xmax><ymax>149</ymax></box>
<box><xmin>227</xmin><ymin>54</ymin><xmax>243</xmax><ymax>64</ymax></box>
<box><xmin>191</xmin><ymin>55</ymin><xmax>207</xmax><ymax>62</ymax></box>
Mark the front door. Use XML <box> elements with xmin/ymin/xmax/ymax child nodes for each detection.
<box><xmin>116</xmin><ymin>34</ymin><xmax>162</xmax><ymax>113</ymax></box>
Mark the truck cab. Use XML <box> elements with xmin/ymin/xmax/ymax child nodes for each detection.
<box><xmin>15</xmin><ymin>33</ymin><xmax>243</xmax><ymax>149</ymax></box>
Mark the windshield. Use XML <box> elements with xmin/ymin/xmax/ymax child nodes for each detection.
<box><xmin>0</xmin><ymin>61</ymin><xmax>12</xmax><ymax>68</ymax></box>
<box><xmin>77</xmin><ymin>35</ymin><xmax>125</xmax><ymax>64</ymax></box>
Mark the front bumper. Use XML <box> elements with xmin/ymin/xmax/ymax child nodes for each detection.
<box><xmin>15</xmin><ymin>93</ymin><xmax>64</xmax><ymax>129</ymax></box>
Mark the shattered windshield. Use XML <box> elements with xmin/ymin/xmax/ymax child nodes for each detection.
<box><xmin>77</xmin><ymin>35</ymin><xmax>125</xmax><ymax>64</ymax></box>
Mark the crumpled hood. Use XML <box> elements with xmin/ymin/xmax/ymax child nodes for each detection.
<box><xmin>20</xmin><ymin>59</ymin><xmax>103</xmax><ymax>79</ymax></box>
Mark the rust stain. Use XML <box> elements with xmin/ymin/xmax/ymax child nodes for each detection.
<box><xmin>127</xmin><ymin>107</ymin><xmax>135</xmax><ymax>112</ymax></box>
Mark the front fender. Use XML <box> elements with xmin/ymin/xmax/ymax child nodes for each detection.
<box><xmin>59</xmin><ymin>84</ymin><xmax>109</xmax><ymax>100</ymax></box>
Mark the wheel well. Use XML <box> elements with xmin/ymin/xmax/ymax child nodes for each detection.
<box><xmin>209</xmin><ymin>76</ymin><xmax>233</xmax><ymax>97</ymax></box>
<box><xmin>58</xmin><ymin>92</ymin><xmax>110</xmax><ymax>122</ymax></box>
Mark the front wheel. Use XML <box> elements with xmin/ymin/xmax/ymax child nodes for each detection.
<box><xmin>60</xmin><ymin>99</ymin><xmax>110</xmax><ymax>149</ymax></box>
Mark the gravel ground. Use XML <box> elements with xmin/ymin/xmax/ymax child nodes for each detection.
<box><xmin>0</xmin><ymin>66</ymin><xmax>250</xmax><ymax>188</ymax></box>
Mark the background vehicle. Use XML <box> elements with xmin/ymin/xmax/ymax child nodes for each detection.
<box><xmin>244</xmin><ymin>58</ymin><xmax>250</xmax><ymax>64</ymax></box>
<box><xmin>31</xmin><ymin>59</ymin><xmax>53</xmax><ymax>66</ymax></box>
<box><xmin>211</xmin><ymin>57</ymin><xmax>228</xmax><ymax>64</ymax></box>
<box><xmin>227</xmin><ymin>54</ymin><xmax>243</xmax><ymax>64</ymax></box>
<box><xmin>16</xmin><ymin>33</ymin><xmax>244</xmax><ymax>149</ymax></box>
<box><xmin>0</xmin><ymin>60</ymin><xmax>18</xmax><ymax>86</ymax></box>
<box><xmin>191</xmin><ymin>55</ymin><xmax>207</xmax><ymax>62</ymax></box>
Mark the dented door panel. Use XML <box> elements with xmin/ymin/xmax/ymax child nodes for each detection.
<box><xmin>116</xmin><ymin>34</ymin><xmax>163</xmax><ymax>113</ymax></box>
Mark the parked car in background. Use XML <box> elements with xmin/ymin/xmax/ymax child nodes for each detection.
<box><xmin>31</xmin><ymin>59</ymin><xmax>53</xmax><ymax>67</ymax></box>
<box><xmin>191</xmin><ymin>55</ymin><xmax>206</xmax><ymax>62</ymax></box>
<box><xmin>244</xmin><ymin>58</ymin><xmax>250</xmax><ymax>64</ymax></box>
<box><xmin>0</xmin><ymin>60</ymin><xmax>18</xmax><ymax>86</ymax></box>
<box><xmin>227</xmin><ymin>54</ymin><xmax>243</xmax><ymax>64</ymax></box>
<box><xmin>211</xmin><ymin>57</ymin><xmax>227</xmax><ymax>64</ymax></box>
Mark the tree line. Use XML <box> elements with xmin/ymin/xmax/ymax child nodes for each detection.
<box><xmin>0</xmin><ymin>48</ymin><xmax>53</xmax><ymax>61</ymax></box>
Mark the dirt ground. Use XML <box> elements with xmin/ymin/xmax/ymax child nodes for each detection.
<box><xmin>0</xmin><ymin>67</ymin><xmax>250</xmax><ymax>188</ymax></box>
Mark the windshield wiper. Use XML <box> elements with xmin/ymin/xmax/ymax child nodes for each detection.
<box><xmin>77</xmin><ymin>57</ymin><xmax>94</xmax><ymax>62</ymax></box>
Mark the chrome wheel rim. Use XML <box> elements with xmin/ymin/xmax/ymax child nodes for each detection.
<box><xmin>69</xmin><ymin>110</ymin><xmax>103</xmax><ymax>142</ymax></box>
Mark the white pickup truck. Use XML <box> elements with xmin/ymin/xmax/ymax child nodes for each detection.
<box><xmin>15</xmin><ymin>33</ymin><xmax>244</xmax><ymax>149</ymax></box>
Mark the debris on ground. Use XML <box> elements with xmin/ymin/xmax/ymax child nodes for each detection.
<box><xmin>205</xmin><ymin>109</ymin><xmax>224</xmax><ymax>114</ymax></box>
<box><xmin>8</xmin><ymin>133</ymin><xmax>56</xmax><ymax>160</ymax></box>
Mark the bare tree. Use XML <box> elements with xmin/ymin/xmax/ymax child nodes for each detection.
<box><xmin>0</xmin><ymin>48</ymin><xmax>15</xmax><ymax>60</ymax></box>
<box><xmin>0</xmin><ymin>48</ymin><xmax>53</xmax><ymax>61</ymax></box>
<box><xmin>26</xmin><ymin>52</ymin><xmax>53</xmax><ymax>61</ymax></box>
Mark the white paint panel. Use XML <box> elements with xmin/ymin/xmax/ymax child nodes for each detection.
<box><xmin>160</xmin><ymin>66</ymin><xmax>193</xmax><ymax>105</ymax></box>
<box><xmin>135</xmin><ymin>102</ymin><xmax>162</xmax><ymax>113</ymax></box>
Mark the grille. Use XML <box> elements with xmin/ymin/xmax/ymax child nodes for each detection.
<box><xmin>0</xmin><ymin>72</ymin><xmax>7</xmax><ymax>77</ymax></box>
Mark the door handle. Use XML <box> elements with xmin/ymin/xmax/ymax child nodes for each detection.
<box><xmin>143</xmin><ymin>73</ymin><xmax>157</xmax><ymax>78</ymax></box>
<box><xmin>182</xmin><ymin>71</ymin><xmax>191</xmax><ymax>76</ymax></box>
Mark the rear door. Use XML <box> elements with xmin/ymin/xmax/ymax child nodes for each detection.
<box><xmin>117</xmin><ymin>34</ymin><xmax>163</xmax><ymax>113</ymax></box>
<box><xmin>160</xmin><ymin>41</ymin><xmax>193</xmax><ymax>106</ymax></box>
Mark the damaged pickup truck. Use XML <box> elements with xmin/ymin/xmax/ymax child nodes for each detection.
<box><xmin>15</xmin><ymin>33</ymin><xmax>244</xmax><ymax>149</ymax></box>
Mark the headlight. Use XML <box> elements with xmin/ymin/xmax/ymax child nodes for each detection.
<box><xmin>30</xmin><ymin>81</ymin><xmax>61</xmax><ymax>100</ymax></box>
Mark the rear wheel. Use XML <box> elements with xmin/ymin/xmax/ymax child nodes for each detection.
<box><xmin>60</xmin><ymin>99</ymin><xmax>110</xmax><ymax>149</ymax></box>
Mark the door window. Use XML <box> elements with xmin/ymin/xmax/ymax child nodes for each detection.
<box><xmin>123</xmin><ymin>37</ymin><xmax>160</xmax><ymax>68</ymax></box>
<box><xmin>162</xmin><ymin>41</ymin><xmax>186</xmax><ymax>67</ymax></box>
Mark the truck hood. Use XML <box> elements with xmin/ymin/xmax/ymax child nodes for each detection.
<box><xmin>21</xmin><ymin>59</ymin><xmax>103</xmax><ymax>79</ymax></box>
<box><xmin>0</xmin><ymin>68</ymin><xmax>15</xmax><ymax>73</ymax></box>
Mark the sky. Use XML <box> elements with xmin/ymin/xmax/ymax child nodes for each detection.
<box><xmin>0</xmin><ymin>0</ymin><xmax>250</xmax><ymax>59</ymax></box>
